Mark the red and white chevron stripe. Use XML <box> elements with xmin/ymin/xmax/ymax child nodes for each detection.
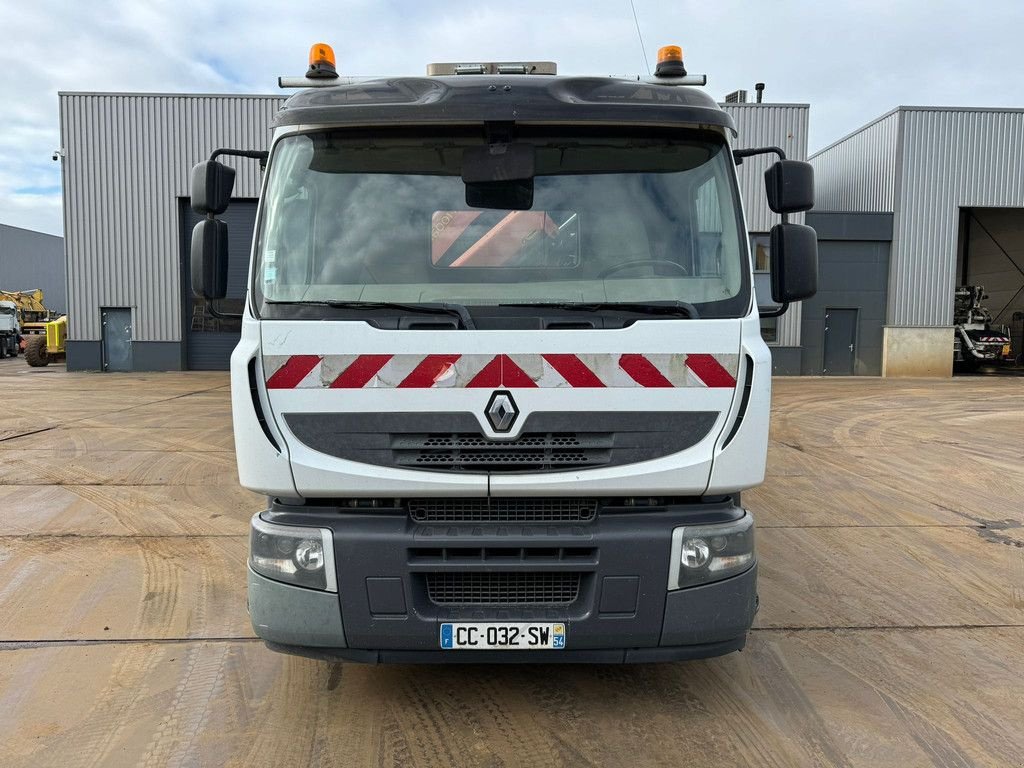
<box><xmin>264</xmin><ymin>353</ymin><xmax>738</xmax><ymax>389</ymax></box>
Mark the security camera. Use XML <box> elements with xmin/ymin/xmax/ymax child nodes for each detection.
<box><xmin>52</xmin><ymin>148</ymin><xmax>65</xmax><ymax>162</ymax></box>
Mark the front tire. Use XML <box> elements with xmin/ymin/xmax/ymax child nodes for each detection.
<box><xmin>24</xmin><ymin>336</ymin><xmax>49</xmax><ymax>367</ymax></box>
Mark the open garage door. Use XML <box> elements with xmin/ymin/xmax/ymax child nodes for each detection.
<box><xmin>180</xmin><ymin>200</ymin><xmax>257</xmax><ymax>370</ymax></box>
<box><xmin>958</xmin><ymin>208</ymin><xmax>1024</xmax><ymax>365</ymax></box>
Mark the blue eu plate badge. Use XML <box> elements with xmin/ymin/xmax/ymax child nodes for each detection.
<box><xmin>440</xmin><ymin>623</ymin><xmax>454</xmax><ymax>649</ymax></box>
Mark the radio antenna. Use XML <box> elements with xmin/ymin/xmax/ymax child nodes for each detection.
<box><xmin>629</xmin><ymin>0</ymin><xmax>650</xmax><ymax>75</ymax></box>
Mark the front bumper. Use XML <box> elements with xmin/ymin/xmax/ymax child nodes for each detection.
<box><xmin>248</xmin><ymin>498</ymin><xmax>758</xmax><ymax>663</ymax></box>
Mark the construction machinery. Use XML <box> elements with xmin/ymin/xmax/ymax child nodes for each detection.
<box><xmin>23</xmin><ymin>316</ymin><xmax>67</xmax><ymax>367</ymax></box>
<box><xmin>0</xmin><ymin>289</ymin><xmax>52</xmax><ymax>347</ymax></box>
<box><xmin>953</xmin><ymin>285</ymin><xmax>1013</xmax><ymax>371</ymax></box>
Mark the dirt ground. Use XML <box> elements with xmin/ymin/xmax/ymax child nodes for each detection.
<box><xmin>0</xmin><ymin>356</ymin><xmax>1021</xmax><ymax>767</ymax></box>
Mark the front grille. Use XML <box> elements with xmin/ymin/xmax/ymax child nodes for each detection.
<box><xmin>284</xmin><ymin>411</ymin><xmax>717</xmax><ymax>474</ymax></box>
<box><xmin>409</xmin><ymin>498</ymin><xmax>598</xmax><ymax>524</ymax></box>
<box><xmin>410</xmin><ymin>546</ymin><xmax>598</xmax><ymax>563</ymax></box>
<box><xmin>393</xmin><ymin>432</ymin><xmax>611</xmax><ymax>472</ymax></box>
<box><xmin>425</xmin><ymin>572</ymin><xmax>581</xmax><ymax>606</ymax></box>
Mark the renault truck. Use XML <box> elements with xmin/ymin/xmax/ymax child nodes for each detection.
<box><xmin>190</xmin><ymin>43</ymin><xmax>818</xmax><ymax>662</ymax></box>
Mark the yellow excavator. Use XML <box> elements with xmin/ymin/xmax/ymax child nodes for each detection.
<box><xmin>0</xmin><ymin>289</ymin><xmax>67</xmax><ymax>366</ymax></box>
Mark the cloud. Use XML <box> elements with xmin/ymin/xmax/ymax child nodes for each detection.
<box><xmin>1</xmin><ymin>0</ymin><xmax>1022</xmax><ymax>236</ymax></box>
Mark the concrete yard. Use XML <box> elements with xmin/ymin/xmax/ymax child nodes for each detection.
<box><xmin>0</xmin><ymin>357</ymin><xmax>1021</xmax><ymax>767</ymax></box>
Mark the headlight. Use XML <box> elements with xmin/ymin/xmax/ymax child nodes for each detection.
<box><xmin>249</xmin><ymin>514</ymin><xmax>337</xmax><ymax>592</ymax></box>
<box><xmin>668</xmin><ymin>513</ymin><xmax>755</xmax><ymax>589</ymax></box>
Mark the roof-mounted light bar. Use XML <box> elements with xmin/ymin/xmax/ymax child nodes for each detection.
<box><xmin>279</xmin><ymin>75</ymin><xmax>375</xmax><ymax>88</ymax></box>
<box><xmin>648</xmin><ymin>73</ymin><xmax>708</xmax><ymax>86</ymax></box>
<box><xmin>426</xmin><ymin>61</ymin><xmax>557</xmax><ymax>76</ymax></box>
<box><xmin>610</xmin><ymin>73</ymin><xmax>708</xmax><ymax>87</ymax></box>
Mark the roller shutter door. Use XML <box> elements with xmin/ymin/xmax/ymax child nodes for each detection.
<box><xmin>180</xmin><ymin>200</ymin><xmax>257</xmax><ymax>370</ymax></box>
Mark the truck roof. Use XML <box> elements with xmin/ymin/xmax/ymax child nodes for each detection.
<box><xmin>273</xmin><ymin>75</ymin><xmax>735</xmax><ymax>133</ymax></box>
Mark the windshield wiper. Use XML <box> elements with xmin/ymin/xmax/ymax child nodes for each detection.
<box><xmin>266</xmin><ymin>300</ymin><xmax>477</xmax><ymax>329</ymax></box>
<box><xmin>498</xmin><ymin>301</ymin><xmax>699</xmax><ymax>319</ymax></box>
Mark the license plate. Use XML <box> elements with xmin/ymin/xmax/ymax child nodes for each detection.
<box><xmin>440</xmin><ymin>622</ymin><xmax>566</xmax><ymax>650</ymax></box>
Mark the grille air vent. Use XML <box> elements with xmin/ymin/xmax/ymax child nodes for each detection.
<box><xmin>394</xmin><ymin>432</ymin><xmax>609</xmax><ymax>472</ymax></box>
<box><xmin>425</xmin><ymin>572</ymin><xmax>581</xmax><ymax>605</ymax></box>
<box><xmin>408</xmin><ymin>498</ymin><xmax>598</xmax><ymax>524</ymax></box>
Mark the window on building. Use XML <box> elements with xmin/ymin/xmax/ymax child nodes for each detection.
<box><xmin>750</xmin><ymin>233</ymin><xmax>777</xmax><ymax>343</ymax></box>
<box><xmin>750</xmin><ymin>233</ymin><xmax>771</xmax><ymax>272</ymax></box>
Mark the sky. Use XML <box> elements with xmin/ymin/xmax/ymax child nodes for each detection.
<box><xmin>1</xmin><ymin>0</ymin><xmax>1022</xmax><ymax>236</ymax></box>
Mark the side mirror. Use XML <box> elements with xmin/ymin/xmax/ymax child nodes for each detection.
<box><xmin>190</xmin><ymin>160</ymin><xmax>236</xmax><ymax>215</ymax></box>
<box><xmin>764</xmin><ymin>160</ymin><xmax>814</xmax><ymax>214</ymax></box>
<box><xmin>191</xmin><ymin>219</ymin><xmax>229</xmax><ymax>299</ymax></box>
<box><xmin>769</xmin><ymin>223</ymin><xmax>818</xmax><ymax>303</ymax></box>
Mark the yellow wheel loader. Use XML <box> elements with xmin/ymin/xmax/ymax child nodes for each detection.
<box><xmin>23</xmin><ymin>315</ymin><xmax>67</xmax><ymax>367</ymax></box>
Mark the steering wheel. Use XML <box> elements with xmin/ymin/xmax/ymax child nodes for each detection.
<box><xmin>598</xmin><ymin>259</ymin><xmax>689</xmax><ymax>279</ymax></box>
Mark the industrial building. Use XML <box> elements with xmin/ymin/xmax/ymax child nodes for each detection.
<box><xmin>0</xmin><ymin>223</ymin><xmax>66</xmax><ymax>313</ymax></box>
<box><xmin>56</xmin><ymin>91</ymin><xmax>1023</xmax><ymax>375</ymax></box>
<box><xmin>810</xmin><ymin>107</ymin><xmax>1024</xmax><ymax>376</ymax></box>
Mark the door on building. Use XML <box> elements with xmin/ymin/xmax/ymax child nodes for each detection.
<box><xmin>101</xmin><ymin>307</ymin><xmax>133</xmax><ymax>372</ymax></box>
<box><xmin>180</xmin><ymin>200</ymin><xmax>258</xmax><ymax>370</ymax></box>
<box><xmin>823</xmin><ymin>308</ymin><xmax>858</xmax><ymax>375</ymax></box>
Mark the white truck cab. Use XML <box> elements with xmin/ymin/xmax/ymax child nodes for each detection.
<box><xmin>0</xmin><ymin>300</ymin><xmax>20</xmax><ymax>359</ymax></box>
<box><xmin>192</xmin><ymin>44</ymin><xmax>817</xmax><ymax>662</ymax></box>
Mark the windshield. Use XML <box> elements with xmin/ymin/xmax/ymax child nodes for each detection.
<box><xmin>254</xmin><ymin>127</ymin><xmax>750</xmax><ymax>319</ymax></box>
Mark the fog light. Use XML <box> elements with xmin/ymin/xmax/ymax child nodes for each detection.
<box><xmin>669</xmin><ymin>513</ymin><xmax>755</xmax><ymax>589</ymax></box>
<box><xmin>249</xmin><ymin>514</ymin><xmax>336</xmax><ymax>592</ymax></box>
<box><xmin>295</xmin><ymin>539</ymin><xmax>325</xmax><ymax>571</ymax></box>
<box><xmin>681</xmin><ymin>538</ymin><xmax>710</xmax><ymax>568</ymax></box>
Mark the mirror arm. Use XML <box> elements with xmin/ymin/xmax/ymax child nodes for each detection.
<box><xmin>759</xmin><ymin>301</ymin><xmax>789</xmax><ymax>319</ymax></box>
<box><xmin>733</xmin><ymin>146</ymin><xmax>787</xmax><ymax>165</ymax></box>
<box><xmin>209</xmin><ymin>148</ymin><xmax>270</xmax><ymax>171</ymax></box>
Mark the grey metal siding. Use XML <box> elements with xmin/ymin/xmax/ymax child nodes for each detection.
<box><xmin>889</xmin><ymin>108</ymin><xmax>1024</xmax><ymax>326</ymax></box>
<box><xmin>809</xmin><ymin>111</ymin><xmax>899</xmax><ymax>213</ymax></box>
<box><xmin>0</xmin><ymin>224</ymin><xmax>67</xmax><ymax>312</ymax></box>
<box><xmin>724</xmin><ymin>103</ymin><xmax>810</xmax><ymax>348</ymax></box>
<box><xmin>59</xmin><ymin>93</ymin><xmax>284</xmax><ymax>343</ymax></box>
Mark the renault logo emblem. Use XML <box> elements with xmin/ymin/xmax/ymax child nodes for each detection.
<box><xmin>485</xmin><ymin>390</ymin><xmax>519</xmax><ymax>432</ymax></box>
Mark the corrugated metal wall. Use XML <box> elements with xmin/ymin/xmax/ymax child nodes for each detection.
<box><xmin>811</xmin><ymin>107</ymin><xmax>1024</xmax><ymax>327</ymax></box>
<box><xmin>725</xmin><ymin>103</ymin><xmax>810</xmax><ymax>347</ymax></box>
<box><xmin>890</xmin><ymin>108</ymin><xmax>1024</xmax><ymax>326</ymax></box>
<box><xmin>809</xmin><ymin>111</ymin><xmax>900</xmax><ymax>212</ymax></box>
<box><xmin>59</xmin><ymin>93</ymin><xmax>284</xmax><ymax>342</ymax></box>
<box><xmin>0</xmin><ymin>224</ymin><xmax>67</xmax><ymax>312</ymax></box>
